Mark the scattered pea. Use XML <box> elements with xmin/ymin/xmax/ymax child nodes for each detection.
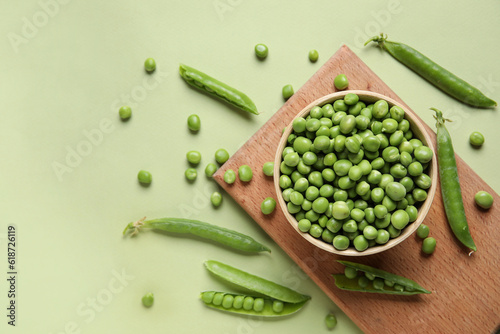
<box><xmin>325</xmin><ymin>313</ymin><xmax>337</xmax><ymax>330</ymax></box>
<box><xmin>255</xmin><ymin>44</ymin><xmax>268</xmax><ymax>59</ymax></box>
<box><xmin>261</xmin><ymin>197</ymin><xmax>276</xmax><ymax>215</ymax></box>
<box><xmin>185</xmin><ymin>168</ymin><xmax>197</xmax><ymax>181</ymax></box>
<box><xmin>205</xmin><ymin>163</ymin><xmax>218</xmax><ymax>177</ymax></box>
<box><xmin>469</xmin><ymin>131</ymin><xmax>485</xmax><ymax>147</ymax></box>
<box><xmin>186</xmin><ymin>150</ymin><xmax>202</xmax><ymax>165</ymax></box>
<box><xmin>215</xmin><ymin>149</ymin><xmax>230</xmax><ymax>164</ymax></box>
<box><xmin>474</xmin><ymin>191</ymin><xmax>493</xmax><ymax>209</ymax></box>
<box><xmin>224</xmin><ymin>169</ymin><xmax>236</xmax><ymax>184</ymax></box>
<box><xmin>282</xmin><ymin>84</ymin><xmax>294</xmax><ymax>100</ymax></box>
<box><xmin>118</xmin><ymin>106</ymin><xmax>132</xmax><ymax>120</ymax></box>
<box><xmin>422</xmin><ymin>237</ymin><xmax>436</xmax><ymax>255</ymax></box>
<box><xmin>137</xmin><ymin>170</ymin><xmax>152</xmax><ymax>185</ymax></box>
<box><xmin>142</xmin><ymin>292</ymin><xmax>154</xmax><ymax>307</ymax></box>
<box><xmin>262</xmin><ymin>162</ymin><xmax>274</xmax><ymax>176</ymax></box>
<box><xmin>416</xmin><ymin>224</ymin><xmax>429</xmax><ymax>239</ymax></box>
<box><xmin>187</xmin><ymin>114</ymin><xmax>201</xmax><ymax>131</ymax></box>
<box><xmin>308</xmin><ymin>49</ymin><xmax>319</xmax><ymax>62</ymax></box>
<box><xmin>211</xmin><ymin>192</ymin><xmax>223</xmax><ymax>207</ymax></box>
<box><xmin>144</xmin><ymin>58</ymin><xmax>156</xmax><ymax>72</ymax></box>
<box><xmin>238</xmin><ymin>165</ymin><xmax>253</xmax><ymax>182</ymax></box>
<box><xmin>334</xmin><ymin>74</ymin><xmax>348</xmax><ymax>90</ymax></box>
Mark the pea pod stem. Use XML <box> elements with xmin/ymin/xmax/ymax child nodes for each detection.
<box><xmin>179</xmin><ymin>64</ymin><xmax>259</xmax><ymax>115</ymax></box>
<box><xmin>123</xmin><ymin>217</ymin><xmax>271</xmax><ymax>253</ymax></box>
<box><xmin>365</xmin><ymin>34</ymin><xmax>497</xmax><ymax>108</ymax></box>
<box><xmin>432</xmin><ymin>108</ymin><xmax>477</xmax><ymax>252</ymax></box>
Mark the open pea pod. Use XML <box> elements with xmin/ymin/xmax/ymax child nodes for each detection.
<box><xmin>200</xmin><ymin>291</ymin><xmax>307</xmax><ymax>317</ymax></box>
<box><xmin>333</xmin><ymin>260</ymin><xmax>431</xmax><ymax>295</ymax></box>
<box><xmin>179</xmin><ymin>64</ymin><xmax>259</xmax><ymax>115</ymax></box>
<box><xmin>205</xmin><ymin>260</ymin><xmax>310</xmax><ymax>304</ymax></box>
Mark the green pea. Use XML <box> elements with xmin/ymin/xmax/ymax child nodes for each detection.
<box><xmin>400</xmin><ymin>151</ymin><xmax>413</xmax><ymax>167</ymax></box>
<box><xmin>353</xmin><ymin>235</ymin><xmax>368</xmax><ymax>251</ymax></box>
<box><xmin>388</xmin><ymin>224</ymin><xmax>401</xmax><ymax>239</ymax></box>
<box><xmin>308</xmin><ymin>49</ymin><xmax>319</xmax><ymax>62</ymax></box>
<box><xmin>391</xmin><ymin>210</ymin><xmax>410</xmax><ymax>229</ymax></box>
<box><xmin>261</xmin><ymin>162</ymin><xmax>274</xmax><ymax>176</ymax></box>
<box><xmin>309</xmin><ymin>224</ymin><xmax>323</xmax><ymax>238</ymax></box>
<box><xmin>399</xmin><ymin>141</ymin><xmax>414</xmax><ymax>154</ymax></box>
<box><xmin>325</xmin><ymin>313</ymin><xmax>338</xmax><ymax>329</ymax></box>
<box><xmin>372</xmin><ymin>100</ymin><xmax>389</xmax><ymax>118</ymax></box>
<box><xmin>374</xmin><ymin>204</ymin><xmax>388</xmax><ymax>219</ymax></box>
<box><xmin>292</xmin><ymin>117</ymin><xmax>306</xmax><ymax>133</ymax></box>
<box><xmin>382</xmin><ymin>146</ymin><xmax>400</xmax><ymax>163</ymax></box>
<box><xmin>412</xmin><ymin>188</ymin><xmax>428</xmax><ymax>202</ymax></box>
<box><xmin>469</xmin><ymin>131</ymin><xmax>485</xmax><ymax>147</ymax></box>
<box><xmin>282</xmin><ymin>188</ymin><xmax>293</xmax><ymax>202</ymax></box>
<box><xmin>238</xmin><ymin>165</ymin><xmax>253</xmax><ymax>182</ymax></box>
<box><xmin>390</xmin><ymin>163</ymin><xmax>407</xmax><ymax>178</ymax></box>
<box><xmin>375</xmin><ymin>229</ymin><xmax>390</xmax><ymax>244</ymax></box>
<box><xmin>280</xmin><ymin>161</ymin><xmax>293</xmax><ymax>175</ymax></box>
<box><xmin>255</xmin><ymin>43</ymin><xmax>269</xmax><ymax>59</ymax></box>
<box><xmin>297</xmin><ymin>160</ymin><xmax>311</xmax><ymax>175</ymax></box>
<box><xmin>272</xmin><ymin>300</ymin><xmax>284</xmax><ymax>313</ymax></box>
<box><xmin>215</xmin><ymin>148</ymin><xmax>230</xmax><ymax>164</ymax></box>
<box><xmin>282</xmin><ymin>84</ymin><xmax>294</xmax><ymax>100</ymax></box>
<box><xmin>373</xmin><ymin>278</ymin><xmax>385</xmax><ymax>290</ymax></box>
<box><xmin>344</xmin><ymin>266</ymin><xmax>358</xmax><ymax>279</ymax></box>
<box><xmin>308</xmin><ymin>171</ymin><xmax>324</xmax><ymax>188</ymax></box>
<box><xmin>313</xmin><ymin>135</ymin><xmax>331</xmax><ymax>151</ymax></box>
<box><xmin>390</xmin><ymin>105</ymin><xmax>405</xmax><ymax>122</ymax></box>
<box><xmin>231</xmin><ymin>295</ymin><xmax>244</xmax><ymax>309</ymax></box>
<box><xmin>293</xmin><ymin>137</ymin><xmax>312</xmax><ymax>154</ymax></box>
<box><xmin>212</xmin><ymin>293</ymin><xmax>224</xmax><ymax>306</ymax></box>
<box><xmin>186</xmin><ymin>151</ymin><xmax>202</xmax><ymax>166</ymax></box>
<box><xmin>363</xmin><ymin>226</ymin><xmax>378</xmax><ymax>240</ymax></box>
<box><xmin>358</xmin><ymin>276</ymin><xmax>370</xmax><ymax>288</ymax></box>
<box><xmin>312</xmin><ymin>197</ymin><xmax>329</xmax><ymax>213</ymax></box>
<box><xmin>333</xmin><ymin>159</ymin><xmax>352</xmax><ymax>176</ymax></box>
<box><xmin>322</xmin><ymin>168</ymin><xmax>335</xmax><ymax>182</ymax></box>
<box><xmin>385</xmin><ymin>182</ymin><xmax>407</xmax><ymax>201</ymax></box>
<box><xmin>187</xmin><ymin>114</ymin><xmax>201</xmax><ymax>131</ymax></box>
<box><xmin>364</xmin><ymin>207</ymin><xmax>375</xmax><ymax>223</ymax></box>
<box><xmin>310</xmin><ymin>106</ymin><xmax>323</xmax><ymax>119</ymax></box>
<box><xmin>389</xmin><ymin>130</ymin><xmax>405</xmax><ymax>146</ymax></box>
<box><xmin>319</xmin><ymin>184</ymin><xmax>335</xmax><ymax>198</ymax></box>
<box><xmin>201</xmin><ymin>291</ymin><xmax>215</xmax><ymax>304</ymax></box>
<box><xmin>474</xmin><ymin>190</ymin><xmax>494</xmax><ymax>209</ymax></box>
<box><xmin>371</xmin><ymin>157</ymin><xmax>385</xmax><ymax>170</ymax></box>
<box><xmin>205</xmin><ymin>163</ymin><xmax>218</xmax><ymax>178</ymax></box>
<box><xmin>211</xmin><ymin>192</ymin><xmax>223</xmax><ymax>207</ymax></box>
<box><xmin>414</xmin><ymin>146</ymin><xmax>433</xmax><ymax>163</ymax></box>
<box><xmin>416</xmin><ymin>224</ymin><xmax>429</xmax><ymax>239</ymax></box>
<box><xmin>290</xmin><ymin>191</ymin><xmax>304</xmax><ymax>206</ymax></box>
<box><xmin>348</xmin><ymin>165</ymin><xmax>363</xmax><ymax>181</ymax></box>
<box><xmin>334</xmin><ymin>74</ymin><xmax>349</xmax><ymax>90</ymax></box>
<box><xmin>144</xmin><ymin>58</ymin><xmax>156</xmax><ymax>72</ymax></box>
<box><xmin>224</xmin><ymin>169</ymin><xmax>237</xmax><ymax>184</ymax></box>
<box><xmin>382</xmin><ymin>118</ymin><xmax>398</xmax><ymax>133</ymax></box>
<box><xmin>305</xmin><ymin>186</ymin><xmax>320</xmax><ymax>201</ymax></box>
<box><xmin>414</xmin><ymin>174</ymin><xmax>432</xmax><ymax>189</ymax></box>
<box><xmin>422</xmin><ymin>237</ymin><xmax>436</xmax><ymax>255</ymax></box>
<box><xmin>185</xmin><ymin>168</ymin><xmax>197</xmax><ymax>181</ymax></box>
<box><xmin>142</xmin><ymin>292</ymin><xmax>154</xmax><ymax>307</ymax></box>
<box><xmin>408</xmin><ymin>161</ymin><xmax>423</xmax><ymax>177</ymax></box>
<box><xmin>345</xmin><ymin>136</ymin><xmax>361</xmax><ymax>153</ymax></box>
<box><xmin>298</xmin><ymin>219</ymin><xmax>311</xmax><ymax>232</ymax></box>
<box><xmin>119</xmin><ymin>106</ymin><xmax>132</xmax><ymax>120</ymax></box>
<box><xmin>243</xmin><ymin>296</ymin><xmax>254</xmax><ymax>310</ymax></box>
<box><xmin>344</xmin><ymin>93</ymin><xmax>359</xmax><ymax>106</ymax></box>
<box><xmin>406</xmin><ymin>205</ymin><xmax>418</xmax><ymax>222</ymax></box>
<box><xmin>137</xmin><ymin>170</ymin><xmax>152</xmax><ymax>185</ymax></box>
<box><xmin>222</xmin><ymin>294</ymin><xmax>234</xmax><ymax>309</ymax></box>
<box><xmin>253</xmin><ymin>298</ymin><xmax>265</xmax><ymax>312</ymax></box>
<box><xmin>333</xmin><ymin>235</ymin><xmax>350</xmax><ymax>250</ymax></box>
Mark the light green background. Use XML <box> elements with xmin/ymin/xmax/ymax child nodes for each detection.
<box><xmin>1</xmin><ymin>1</ymin><xmax>499</xmax><ymax>333</ymax></box>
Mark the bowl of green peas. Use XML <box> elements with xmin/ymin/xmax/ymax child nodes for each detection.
<box><xmin>274</xmin><ymin>90</ymin><xmax>437</xmax><ymax>256</ymax></box>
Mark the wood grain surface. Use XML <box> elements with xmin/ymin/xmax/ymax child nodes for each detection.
<box><xmin>212</xmin><ymin>45</ymin><xmax>500</xmax><ymax>334</ymax></box>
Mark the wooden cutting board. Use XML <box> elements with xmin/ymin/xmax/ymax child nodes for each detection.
<box><xmin>212</xmin><ymin>45</ymin><xmax>500</xmax><ymax>334</ymax></box>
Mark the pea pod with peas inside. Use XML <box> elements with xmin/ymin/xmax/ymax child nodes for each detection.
<box><xmin>179</xmin><ymin>64</ymin><xmax>259</xmax><ymax>115</ymax></box>
<box><xmin>122</xmin><ymin>217</ymin><xmax>270</xmax><ymax>253</ymax></box>
<box><xmin>432</xmin><ymin>108</ymin><xmax>477</xmax><ymax>252</ymax></box>
<box><xmin>200</xmin><ymin>291</ymin><xmax>308</xmax><ymax>317</ymax></box>
<box><xmin>365</xmin><ymin>34</ymin><xmax>497</xmax><ymax>108</ymax></box>
<box><xmin>201</xmin><ymin>260</ymin><xmax>310</xmax><ymax>317</ymax></box>
<box><xmin>332</xmin><ymin>260</ymin><xmax>431</xmax><ymax>295</ymax></box>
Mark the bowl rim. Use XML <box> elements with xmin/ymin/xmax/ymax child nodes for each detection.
<box><xmin>273</xmin><ymin>90</ymin><xmax>437</xmax><ymax>256</ymax></box>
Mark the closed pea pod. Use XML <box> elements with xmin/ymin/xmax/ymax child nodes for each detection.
<box><xmin>365</xmin><ymin>34</ymin><xmax>496</xmax><ymax>108</ymax></box>
<box><xmin>179</xmin><ymin>64</ymin><xmax>259</xmax><ymax>114</ymax></box>
<box><xmin>432</xmin><ymin>108</ymin><xmax>476</xmax><ymax>252</ymax></box>
<box><xmin>123</xmin><ymin>218</ymin><xmax>270</xmax><ymax>253</ymax></box>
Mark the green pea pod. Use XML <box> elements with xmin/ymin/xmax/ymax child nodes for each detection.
<box><xmin>179</xmin><ymin>64</ymin><xmax>259</xmax><ymax>115</ymax></box>
<box><xmin>432</xmin><ymin>108</ymin><xmax>477</xmax><ymax>252</ymax></box>
<box><xmin>332</xmin><ymin>260</ymin><xmax>431</xmax><ymax>295</ymax></box>
<box><xmin>205</xmin><ymin>260</ymin><xmax>310</xmax><ymax>303</ymax></box>
<box><xmin>365</xmin><ymin>34</ymin><xmax>497</xmax><ymax>108</ymax></box>
<box><xmin>123</xmin><ymin>217</ymin><xmax>270</xmax><ymax>253</ymax></box>
<box><xmin>200</xmin><ymin>291</ymin><xmax>307</xmax><ymax>317</ymax></box>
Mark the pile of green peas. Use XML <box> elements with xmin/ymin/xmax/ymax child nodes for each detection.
<box><xmin>279</xmin><ymin>94</ymin><xmax>433</xmax><ymax>252</ymax></box>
